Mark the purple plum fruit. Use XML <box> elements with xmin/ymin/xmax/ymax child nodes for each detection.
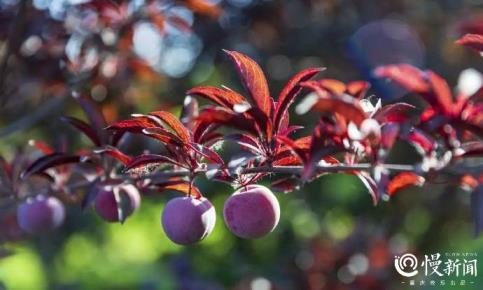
<box><xmin>161</xmin><ymin>196</ymin><xmax>216</xmax><ymax>245</ymax></box>
<box><xmin>95</xmin><ymin>183</ymin><xmax>141</xmax><ymax>222</ymax></box>
<box><xmin>17</xmin><ymin>195</ymin><xmax>65</xmax><ymax>234</ymax></box>
<box><xmin>223</xmin><ymin>184</ymin><xmax>280</xmax><ymax>239</ymax></box>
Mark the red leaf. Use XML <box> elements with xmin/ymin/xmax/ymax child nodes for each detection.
<box><xmin>456</xmin><ymin>33</ymin><xmax>483</xmax><ymax>52</ymax></box>
<box><xmin>301</xmin><ymin>81</ymin><xmax>367</xmax><ymax>125</ymax></box>
<box><xmin>197</xmin><ymin>107</ymin><xmax>259</xmax><ymax>135</ymax></box>
<box><xmin>21</xmin><ymin>153</ymin><xmax>80</xmax><ymax>180</ymax></box>
<box><xmin>146</xmin><ymin>111</ymin><xmax>190</xmax><ymax>143</ymax></box>
<box><xmin>274</xmin><ymin>67</ymin><xmax>323</xmax><ymax>132</ymax></box>
<box><xmin>106</xmin><ymin>117</ymin><xmax>157</xmax><ymax>133</ymax></box>
<box><xmin>456</xmin><ymin>141</ymin><xmax>483</xmax><ymax>157</ymax></box>
<box><xmin>278</xmin><ymin>125</ymin><xmax>303</xmax><ymax>137</ymax></box>
<box><xmin>156</xmin><ymin>180</ymin><xmax>202</xmax><ymax>198</ymax></box>
<box><xmin>93</xmin><ymin>146</ymin><xmax>131</xmax><ymax>165</ymax></box>
<box><xmin>427</xmin><ymin>71</ymin><xmax>454</xmax><ymax>115</ymax></box>
<box><xmin>302</xmin><ymin>123</ymin><xmax>341</xmax><ymax>179</ymax></box>
<box><xmin>318</xmin><ymin>79</ymin><xmax>347</xmax><ymax>95</ymax></box>
<box><xmin>380</xmin><ymin>123</ymin><xmax>400</xmax><ymax>149</ymax></box>
<box><xmin>347</xmin><ymin>81</ymin><xmax>371</xmax><ymax>99</ymax></box>
<box><xmin>374</xmin><ymin>64</ymin><xmax>430</xmax><ymax>93</ymax></box>
<box><xmin>373</xmin><ymin>103</ymin><xmax>416</xmax><ymax>124</ymax></box>
<box><xmin>246</xmin><ymin>106</ymin><xmax>273</xmax><ymax>141</ymax></box>
<box><xmin>187</xmin><ymin>86</ymin><xmax>248</xmax><ymax>110</ymax></box>
<box><xmin>61</xmin><ymin>116</ymin><xmax>101</xmax><ymax>146</ymax></box>
<box><xmin>311</xmin><ymin>97</ymin><xmax>366</xmax><ymax>125</ymax></box>
<box><xmin>187</xmin><ymin>143</ymin><xmax>224</xmax><ymax>164</ymax></box>
<box><xmin>223</xmin><ymin>50</ymin><xmax>272</xmax><ymax>118</ymax></box>
<box><xmin>74</xmin><ymin>94</ymin><xmax>108</xmax><ymax>143</ymax></box>
<box><xmin>192</xmin><ymin>122</ymin><xmax>217</xmax><ymax>144</ymax></box>
<box><xmin>276</xmin><ymin>136</ymin><xmax>308</xmax><ymax>163</ymax></box>
<box><xmin>124</xmin><ymin>154</ymin><xmax>182</xmax><ymax>171</ymax></box>
<box><xmin>272</xmin><ymin>153</ymin><xmax>302</xmax><ymax>166</ymax></box>
<box><xmin>407</xmin><ymin>129</ymin><xmax>435</xmax><ymax>154</ymax></box>
<box><xmin>142</xmin><ymin>127</ymin><xmax>185</xmax><ymax>145</ymax></box>
<box><xmin>387</xmin><ymin>172</ymin><xmax>425</xmax><ymax>196</ymax></box>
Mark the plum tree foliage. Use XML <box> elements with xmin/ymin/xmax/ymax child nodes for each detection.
<box><xmin>0</xmin><ymin>0</ymin><xmax>481</xmax><ymax>245</ymax></box>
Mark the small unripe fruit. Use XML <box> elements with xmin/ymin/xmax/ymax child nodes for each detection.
<box><xmin>17</xmin><ymin>195</ymin><xmax>65</xmax><ymax>234</ymax></box>
<box><xmin>95</xmin><ymin>183</ymin><xmax>141</xmax><ymax>222</ymax></box>
<box><xmin>223</xmin><ymin>184</ymin><xmax>280</xmax><ymax>239</ymax></box>
<box><xmin>161</xmin><ymin>197</ymin><xmax>216</xmax><ymax>245</ymax></box>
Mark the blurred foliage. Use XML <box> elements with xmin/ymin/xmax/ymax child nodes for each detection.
<box><xmin>1</xmin><ymin>0</ymin><xmax>483</xmax><ymax>289</ymax></box>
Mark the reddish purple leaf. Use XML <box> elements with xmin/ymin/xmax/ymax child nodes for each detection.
<box><xmin>276</xmin><ymin>135</ymin><xmax>308</xmax><ymax>163</ymax></box>
<box><xmin>310</xmin><ymin>97</ymin><xmax>366</xmax><ymax>125</ymax></box>
<box><xmin>374</xmin><ymin>64</ymin><xmax>430</xmax><ymax>93</ymax></box>
<box><xmin>407</xmin><ymin>129</ymin><xmax>435</xmax><ymax>154</ymax></box>
<box><xmin>457</xmin><ymin>141</ymin><xmax>483</xmax><ymax>157</ymax></box>
<box><xmin>317</xmin><ymin>79</ymin><xmax>347</xmax><ymax>95</ymax></box>
<box><xmin>246</xmin><ymin>106</ymin><xmax>273</xmax><ymax>141</ymax></box>
<box><xmin>301</xmin><ymin>81</ymin><xmax>367</xmax><ymax>125</ymax></box>
<box><xmin>380</xmin><ymin>123</ymin><xmax>400</xmax><ymax>149</ymax></box>
<box><xmin>21</xmin><ymin>153</ymin><xmax>81</xmax><ymax>180</ymax></box>
<box><xmin>187</xmin><ymin>143</ymin><xmax>224</xmax><ymax>164</ymax></box>
<box><xmin>146</xmin><ymin>111</ymin><xmax>190</xmax><ymax>143</ymax></box>
<box><xmin>106</xmin><ymin>118</ymin><xmax>157</xmax><ymax>133</ymax></box>
<box><xmin>155</xmin><ymin>180</ymin><xmax>202</xmax><ymax>198</ymax></box>
<box><xmin>74</xmin><ymin>94</ymin><xmax>108</xmax><ymax>143</ymax></box>
<box><xmin>197</xmin><ymin>107</ymin><xmax>259</xmax><ymax>135</ymax></box>
<box><xmin>61</xmin><ymin>116</ymin><xmax>101</xmax><ymax>146</ymax></box>
<box><xmin>456</xmin><ymin>33</ymin><xmax>483</xmax><ymax>52</ymax></box>
<box><xmin>274</xmin><ymin>67</ymin><xmax>323</xmax><ymax>132</ymax></box>
<box><xmin>272</xmin><ymin>153</ymin><xmax>302</xmax><ymax>166</ymax></box>
<box><xmin>93</xmin><ymin>146</ymin><xmax>131</xmax><ymax>165</ymax></box>
<box><xmin>278</xmin><ymin>125</ymin><xmax>303</xmax><ymax>137</ymax></box>
<box><xmin>224</xmin><ymin>50</ymin><xmax>272</xmax><ymax>118</ymax></box>
<box><xmin>373</xmin><ymin>103</ymin><xmax>416</xmax><ymax>124</ymax></box>
<box><xmin>142</xmin><ymin>127</ymin><xmax>185</xmax><ymax>145</ymax></box>
<box><xmin>347</xmin><ymin>81</ymin><xmax>371</xmax><ymax>99</ymax></box>
<box><xmin>187</xmin><ymin>86</ymin><xmax>248</xmax><ymax>110</ymax></box>
<box><xmin>387</xmin><ymin>172</ymin><xmax>425</xmax><ymax>197</ymax></box>
<box><xmin>427</xmin><ymin>71</ymin><xmax>454</xmax><ymax>115</ymax></box>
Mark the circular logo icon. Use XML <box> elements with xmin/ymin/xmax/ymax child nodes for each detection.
<box><xmin>394</xmin><ymin>253</ymin><xmax>419</xmax><ymax>277</ymax></box>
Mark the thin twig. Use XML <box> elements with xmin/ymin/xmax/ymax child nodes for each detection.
<box><xmin>84</xmin><ymin>163</ymin><xmax>418</xmax><ymax>185</ymax></box>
